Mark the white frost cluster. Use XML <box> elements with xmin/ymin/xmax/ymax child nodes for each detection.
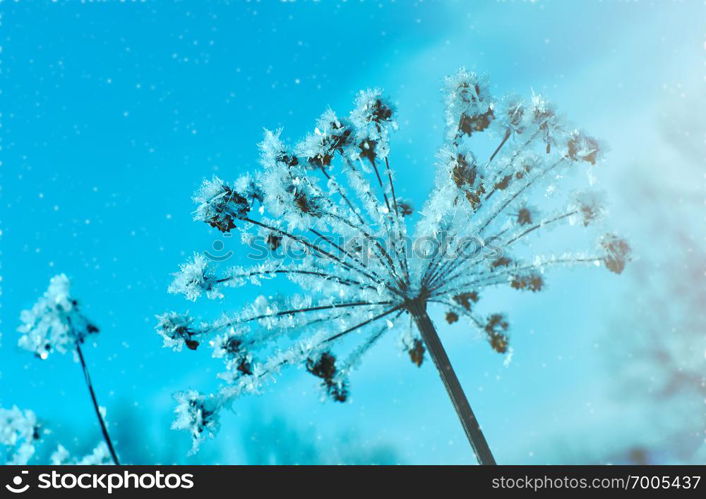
<box><xmin>50</xmin><ymin>442</ymin><xmax>112</xmax><ymax>466</ymax></box>
<box><xmin>0</xmin><ymin>406</ymin><xmax>39</xmax><ymax>465</ymax></box>
<box><xmin>444</xmin><ymin>69</ymin><xmax>494</xmax><ymax>141</ymax></box>
<box><xmin>172</xmin><ymin>391</ymin><xmax>220</xmax><ymax>454</ymax></box>
<box><xmin>168</xmin><ymin>253</ymin><xmax>223</xmax><ymax>301</ymax></box>
<box><xmin>155</xmin><ymin>311</ymin><xmax>202</xmax><ymax>351</ymax></box>
<box><xmin>193</xmin><ymin>176</ymin><xmax>253</xmax><ymax>233</ymax></box>
<box><xmin>348</xmin><ymin>89</ymin><xmax>397</xmax><ymax>161</ymax></box>
<box><xmin>1</xmin><ymin>404</ymin><xmax>112</xmax><ymax>465</ymax></box>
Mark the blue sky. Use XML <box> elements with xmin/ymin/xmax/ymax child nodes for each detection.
<box><xmin>2</xmin><ymin>0</ymin><xmax>704</xmax><ymax>464</ymax></box>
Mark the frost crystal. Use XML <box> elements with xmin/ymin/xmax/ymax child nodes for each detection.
<box><xmin>193</xmin><ymin>177</ymin><xmax>251</xmax><ymax>232</ymax></box>
<box><xmin>156</xmin><ymin>312</ymin><xmax>203</xmax><ymax>351</ymax></box>
<box><xmin>168</xmin><ymin>253</ymin><xmax>223</xmax><ymax>301</ymax></box>
<box><xmin>160</xmin><ymin>68</ymin><xmax>629</xmax><ymax>454</ymax></box>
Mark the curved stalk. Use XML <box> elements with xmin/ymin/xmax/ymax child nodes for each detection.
<box><xmin>75</xmin><ymin>343</ymin><xmax>120</xmax><ymax>465</ymax></box>
<box><xmin>407</xmin><ymin>299</ymin><xmax>496</xmax><ymax>465</ymax></box>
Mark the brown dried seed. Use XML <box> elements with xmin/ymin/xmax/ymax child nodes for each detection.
<box><xmin>491</xmin><ymin>256</ymin><xmax>513</xmax><ymax>268</ymax></box>
<box><xmin>446</xmin><ymin>311</ymin><xmax>459</xmax><ymax>324</ymax></box>
<box><xmin>237</xmin><ymin>359</ymin><xmax>253</xmax><ymax>376</ymax></box>
<box><xmin>458</xmin><ymin>108</ymin><xmax>494</xmax><ymax>136</ymax></box>
<box><xmin>398</xmin><ymin>202</ymin><xmax>414</xmax><ymax>216</ymax></box>
<box><xmin>408</xmin><ymin>339</ymin><xmax>425</xmax><ymax>367</ymax></box>
<box><xmin>452</xmin><ymin>155</ymin><xmax>477</xmax><ymax>188</ymax></box>
<box><xmin>510</xmin><ymin>273</ymin><xmax>544</xmax><ymax>292</ymax></box>
<box><xmin>293</xmin><ymin>191</ymin><xmax>320</xmax><ymax>216</ymax></box>
<box><xmin>306</xmin><ymin>352</ymin><xmax>337</xmax><ymax>381</ymax></box>
<box><xmin>267</xmin><ymin>233</ymin><xmax>283</xmax><ymax>251</ymax></box>
<box><xmin>208</xmin><ymin>215</ymin><xmax>236</xmax><ymax>233</ymax></box>
<box><xmin>359</xmin><ymin>139</ymin><xmax>378</xmax><ymax>162</ymax></box>
<box><xmin>484</xmin><ymin>313</ymin><xmax>509</xmax><ymax>336</ymax></box>
<box><xmin>494</xmin><ymin>174</ymin><xmax>512</xmax><ymax>191</ymax></box>
<box><xmin>602</xmin><ymin>235</ymin><xmax>631</xmax><ymax>274</ymax></box>
<box><xmin>517</xmin><ymin>207</ymin><xmax>533</xmax><ymax>225</ymax></box>
<box><xmin>490</xmin><ymin>333</ymin><xmax>509</xmax><ymax>354</ymax></box>
<box><xmin>453</xmin><ymin>291</ymin><xmax>479</xmax><ymax>310</ymax></box>
<box><xmin>464</xmin><ymin>186</ymin><xmax>485</xmax><ymax>209</ymax></box>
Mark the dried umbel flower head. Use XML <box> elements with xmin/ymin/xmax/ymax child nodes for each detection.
<box><xmin>454</xmin><ymin>291</ymin><xmax>479</xmax><ymax>310</ymax></box>
<box><xmin>17</xmin><ymin>274</ymin><xmax>99</xmax><ymax>359</ymax></box>
<box><xmin>211</xmin><ymin>330</ymin><xmax>253</xmax><ymax>377</ymax></box>
<box><xmin>516</xmin><ymin>205</ymin><xmax>536</xmax><ymax>226</ymax></box>
<box><xmin>445</xmin><ymin>70</ymin><xmax>494</xmax><ymax>139</ymax></box>
<box><xmin>601</xmin><ymin>234</ymin><xmax>631</xmax><ymax>274</ymax></box>
<box><xmin>306</xmin><ymin>351</ymin><xmax>349</xmax><ymax>402</ymax></box>
<box><xmin>445</xmin><ymin>311</ymin><xmax>460</xmax><ymax>324</ymax></box>
<box><xmin>156</xmin><ymin>312</ymin><xmax>202</xmax><ymax>351</ymax></box>
<box><xmin>193</xmin><ymin>177</ymin><xmax>251</xmax><ymax>233</ymax></box>
<box><xmin>484</xmin><ymin>313</ymin><xmax>510</xmax><ymax>354</ymax></box>
<box><xmin>566</xmin><ymin>130</ymin><xmax>601</xmax><ymax>165</ymax></box>
<box><xmin>572</xmin><ymin>191</ymin><xmax>606</xmax><ymax>227</ymax></box>
<box><xmin>161</xmin><ymin>69</ymin><xmax>628</xmax><ymax>462</ymax></box>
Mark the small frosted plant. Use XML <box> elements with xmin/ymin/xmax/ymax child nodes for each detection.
<box><xmin>17</xmin><ymin>274</ymin><xmax>120</xmax><ymax>465</ymax></box>
<box><xmin>160</xmin><ymin>69</ymin><xmax>629</xmax><ymax>463</ymax></box>
<box><xmin>0</xmin><ymin>404</ymin><xmax>110</xmax><ymax>465</ymax></box>
<box><xmin>0</xmin><ymin>405</ymin><xmax>109</xmax><ymax>465</ymax></box>
<box><xmin>50</xmin><ymin>442</ymin><xmax>112</xmax><ymax>466</ymax></box>
<box><xmin>0</xmin><ymin>406</ymin><xmax>41</xmax><ymax>465</ymax></box>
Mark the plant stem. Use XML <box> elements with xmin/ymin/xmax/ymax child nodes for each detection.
<box><xmin>75</xmin><ymin>343</ymin><xmax>121</xmax><ymax>465</ymax></box>
<box><xmin>407</xmin><ymin>299</ymin><xmax>496</xmax><ymax>465</ymax></box>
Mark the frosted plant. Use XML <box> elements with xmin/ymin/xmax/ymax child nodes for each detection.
<box><xmin>160</xmin><ymin>69</ymin><xmax>629</xmax><ymax>463</ymax></box>
<box><xmin>0</xmin><ymin>404</ymin><xmax>110</xmax><ymax>465</ymax></box>
<box><xmin>18</xmin><ymin>274</ymin><xmax>121</xmax><ymax>465</ymax></box>
<box><xmin>0</xmin><ymin>406</ymin><xmax>41</xmax><ymax>465</ymax></box>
